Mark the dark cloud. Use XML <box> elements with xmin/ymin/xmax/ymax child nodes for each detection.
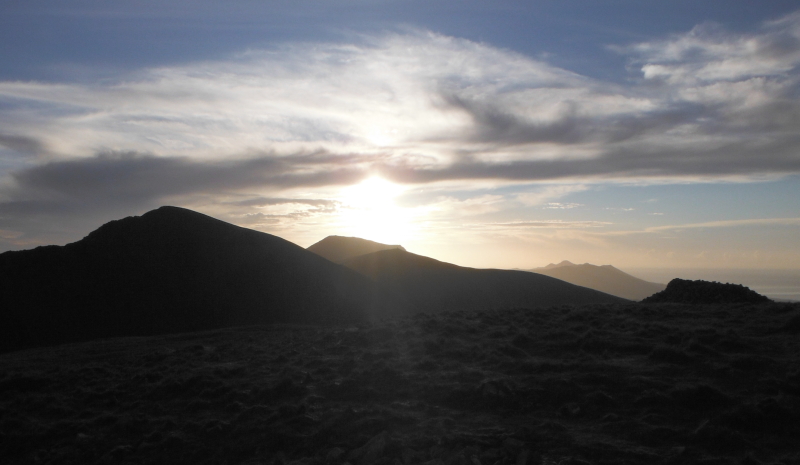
<box><xmin>0</xmin><ymin>133</ymin><xmax>46</xmax><ymax>156</ymax></box>
<box><xmin>0</xmin><ymin>150</ymin><xmax>370</xmax><ymax>249</ymax></box>
<box><xmin>441</xmin><ymin>93</ymin><xmax>590</xmax><ymax>145</ymax></box>
<box><xmin>381</xmin><ymin>136</ymin><xmax>800</xmax><ymax>184</ymax></box>
<box><xmin>441</xmin><ymin>91</ymin><xmax>714</xmax><ymax>147</ymax></box>
<box><xmin>9</xmin><ymin>150</ymin><xmax>367</xmax><ymax>204</ymax></box>
<box><xmin>1</xmin><ymin>123</ymin><xmax>798</xmax><ymax>252</ymax></box>
<box><xmin>3</xmin><ymin>128</ymin><xmax>799</xmax><ymax>231</ymax></box>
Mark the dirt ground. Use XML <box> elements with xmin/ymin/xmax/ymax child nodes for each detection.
<box><xmin>2</xmin><ymin>302</ymin><xmax>799</xmax><ymax>465</ymax></box>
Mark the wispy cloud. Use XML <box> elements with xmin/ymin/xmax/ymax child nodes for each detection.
<box><xmin>480</xmin><ymin>220</ymin><xmax>611</xmax><ymax>230</ymax></box>
<box><xmin>622</xmin><ymin>13</ymin><xmax>800</xmax><ymax>85</ymax></box>
<box><xmin>543</xmin><ymin>202</ymin><xmax>583</xmax><ymax>210</ymax></box>
<box><xmin>2</xmin><ymin>15</ymin><xmax>800</xmax><ymax>252</ymax></box>
<box><xmin>644</xmin><ymin>217</ymin><xmax>800</xmax><ymax>232</ymax></box>
<box><xmin>516</xmin><ymin>184</ymin><xmax>589</xmax><ymax>206</ymax></box>
<box><xmin>2</xmin><ymin>22</ymin><xmax>799</xmax><ymax>185</ymax></box>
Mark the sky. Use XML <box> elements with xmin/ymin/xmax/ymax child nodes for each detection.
<box><xmin>1</xmin><ymin>0</ymin><xmax>799</xmax><ymax>271</ymax></box>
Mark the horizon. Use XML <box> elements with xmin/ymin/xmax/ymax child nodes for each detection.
<box><xmin>1</xmin><ymin>1</ymin><xmax>799</xmax><ymax>272</ymax></box>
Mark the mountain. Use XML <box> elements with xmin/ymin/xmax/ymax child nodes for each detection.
<box><xmin>341</xmin><ymin>248</ymin><xmax>628</xmax><ymax>316</ymax></box>
<box><xmin>529</xmin><ymin>261</ymin><xmax>666</xmax><ymax>301</ymax></box>
<box><xmin>540</xmin><ymin>260</ymin><xmax>578</xmax><ymax>269</ymax></box>
<box><xmin>308</xmin><ymin>235</ymin><xmax>405</xmax><ymax>263</ymax></box>
<box><xmin>0</xmin><ymin>207</ymin><xmax>373</xmax><ymax>353</ymax></box>
<box><xmin>642</xmin><ymin>278</ymin><xmax>772</xmax><ymax>304</ymax></box>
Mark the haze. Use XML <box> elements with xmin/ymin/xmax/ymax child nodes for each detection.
<box><xmin>1</xmin><ymin>1</ymin><xmax>799</xmax><ymax>273</ymax></box>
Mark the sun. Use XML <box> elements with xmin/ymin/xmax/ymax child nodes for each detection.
<box><xmin>343</xmin><ymin>177</ymin><xmax>404</xmax><ymax>209</ymax></box>
<box><xmin>338</xmin><ymin>176</ymin><xmax>416</xmax><ymax>244</ymax></box>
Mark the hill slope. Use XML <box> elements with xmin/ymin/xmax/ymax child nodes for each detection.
<box><xmin>530</xmin><ymin>261</ymin><xmax>666</xmax><ymax>301</ymax></box>
<box><xmin>307</xmin><ymin>235</ymin><xmax>405</xmax><ymax>263</ymax></box>
<box><xmin>343</xmin><ymin>249</ymin><xmax>628</xmax><ymax>316</ymax></box>
<box><xmin>2</xmin><ymin>302</ymin><xmax>798</xmax><ymax>465</ymax></box>
<box><xmin>0</xmin><ymin>207</ymin><xmax>373</xmax><ymax>353</ymax></box>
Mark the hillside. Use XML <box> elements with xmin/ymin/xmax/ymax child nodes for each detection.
<box><xmin>2</xmin><ymin>301</ymin><xmax>798</xmax><ymax>465</ymax></box>
<box><xmin>343</xmin><ymin>248</ymin><xmax>628</xmax><ymax>317</ymax></box>
<box><xmin>308</xmin><ymin>236</ymin><xmax>405</xmax><ymax>263</ymax></box>
<box><xmin>530</xmin><ymin>261</ymin><xmax>666</xmax><ymax>301</ymax></box>
<box><xmin>0</xmin><ymin>207</ymin><xmax>373</xmax><ymax>353</ymax></box>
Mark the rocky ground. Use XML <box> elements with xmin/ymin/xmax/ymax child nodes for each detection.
<box><xmin>2</xmin><ymin>302</ymin><xmax>800</xmax><ymax>465</ymax></box>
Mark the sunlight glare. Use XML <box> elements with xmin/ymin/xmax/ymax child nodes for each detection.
<box><xmin>338</xmin><ymin>177</ymin><xmax>415</xmax><ymax>244</ymax></box>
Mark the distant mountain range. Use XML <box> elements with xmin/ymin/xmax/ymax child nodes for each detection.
<box><xmin>0</xmin><ymin>207</ymin><xmax>628</xmax><ymax>353</ymax></box>
<box><xmin>528</xmin><ymin>260</ymin><xmax>666</xmax><ymax>301</ymax></box>
<box><xmin>310</xmin><ymin>241</ymin><xmax>627</xmax><ymax>317</ymax></box>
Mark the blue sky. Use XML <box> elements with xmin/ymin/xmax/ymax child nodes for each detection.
<box><xmin>1</xmin><ymin>1</ymin><xmax>799</xmax><ymax>270</ymax></box>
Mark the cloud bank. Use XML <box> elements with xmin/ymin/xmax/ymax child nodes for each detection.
<box><xmin>1</xmin><ymin>15</ymin><xmax>800</xmax><ymax>252</ymax></box>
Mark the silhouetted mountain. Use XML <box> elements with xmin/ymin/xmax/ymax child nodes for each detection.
<box><xmin>540</xmin><ymin>260</ymin><xmax>577</xmax><ymax>269</ymax></box>
<box><xmin>308</xmin><ymin>235</ymin><xmax>405</xmax><ymax>263</ymax></box>
<box><xmin>343</xmin><ymin>248</ymin><xmax>628</xmax><ymax>316</ymax></box>
<box><xmin>530</xmin><ymin>261</ymin><xmax>666</xmax><ymax>301</ymax></box>
<box><xmin>0</xmin><ymin>207</ymin><xmax>373</xmax><ymax>353</ymax></box>
<box><xmin>642</xmin><ymin>278</ymin><xmax>772</xmax><ymax>304</ymax></box>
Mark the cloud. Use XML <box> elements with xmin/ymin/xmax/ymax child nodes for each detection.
<box><xmin>223</xmin><ymin>197</ymin><xmax>343</xmax><ymax>228</ymax></box>
<box><xmin>591</xmin><ymin>217</ymin><xmax>800</xmax><ymax>238</ymax></box>
<box><xmin>543</xmin><ymin>202</ymin><xmax>583</xmax><ymax>210</ymax></box>
<box><xmin>644</xmin><ymin>217</ymin><xmax>800</xmax><ymax>232</ymax></box>
<box><xmin>480</xmin><ymin>220</ymin><xmax>611</xmax><ymax>230</ymax></box>
<box><xmin>228</xmin><ymin>197</ymin><xmax>340</xmax><ymax>209</ymax></box>
<box><xmin>622</xmin><ymin>15</ymin><xmax>800</xmax><ymax>85</ymax></box>
<box><xmin>0</xmin><ymin>150</ymin><xmax>370</xmax><ymax>245</ymax></box>
<box><xmin>516</xmin><ymin>184</ymin><xmax>588</xmax><ymax>206</ymax></box>
<box><xmin>6</xmin><ymin>150</ymin><xmax>370</xmax><ymax>202</ymax></box>
<box><xmin>2</xmin><ymin>16</ymin><xmax>800</xmax><ymax>250</ymax></box>
<box><xmin>1</xmin><ymin>23</ymin><xmax>798</xmax><ymax>188</ymax></box>
<box><xmin>0</xmin><ymin>133</ymin><xmax>47</xmax><ymax>157</ymax></box>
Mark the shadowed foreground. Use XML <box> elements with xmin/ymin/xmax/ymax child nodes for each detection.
<box><xmin>1</xmin><ymin>302</ymin><xmax>798</xmax><ymax>465</ymax></box>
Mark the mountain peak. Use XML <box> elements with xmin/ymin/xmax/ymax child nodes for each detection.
<box><xmin>543</xmin><ymin>260</ymin><xmax>575</xmax><ymax>269</ymax></box>
<box><xmin>0</xmin><ymin>206</ymin><xmax>374</xmax><ymax>352</ymax></box>
<box><xmin>308</xmin><ymin>235</ymin><xmax>405</xmax><ymax>264</ymax></box>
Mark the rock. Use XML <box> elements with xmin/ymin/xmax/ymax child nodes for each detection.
<box><xmin>348</xmin><ymin>431</ymin><xmax>388</xmax><ymax>465</ymax></box>
<box><xmin>102</xmin><ymin>444</ymin><xmax>133</xmax><ymax>462</ymax></box>
<box><xmin>516</xmin><ymin>449</ymin><xmax>529</xmax><ymax>465</ymax></box>
<box><xmin>401</xmin><ymin>447</ymin><xmax>416</xmax><ymax>465</ymax></box>
<box><xmin>642</xmin><ymin>279</ymin><xmax>771</xmax><ymax>304</ymax></box>
<box><xmin>478</xmin><ymin>380</ymin><xmax>512</xmax><ymax>399</ymax></box>
<box><xmin>326</xmin><ymin>447</ymin><xmax>345</xmax><ymax>462</ymax></box>
<box><xmin>502</xmin><ymin>438</ymin><xmax>524</xmax><ymax>450</ymax></box>
<box><xmin>559</xmin><ymin>402</ymin><xmax>581</xmax><ymax>417</ymax></box>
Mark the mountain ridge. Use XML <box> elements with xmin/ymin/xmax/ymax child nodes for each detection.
<box><xmin>1</xmin><ymin>209</ymin><xmax>637</xmax><ymax>353</ymax></box>
<box><xmin>528</xmin><ymin>261</ymin><xmax>666</xmax><ymax>301</ymax></box>
<box><xmin>307</xmin><ymin>235</ymin><xmax>405</xmax><ymax>264</ymax></box>
<box><xmin>0</xmin><ymin>206</ymin><xmax>374</xmax><ymax>353</ymax></box>
<box><xmin>321</xmin><ymin>242</ymin><xmax>629</xmax><ymax>316</ymax></box>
